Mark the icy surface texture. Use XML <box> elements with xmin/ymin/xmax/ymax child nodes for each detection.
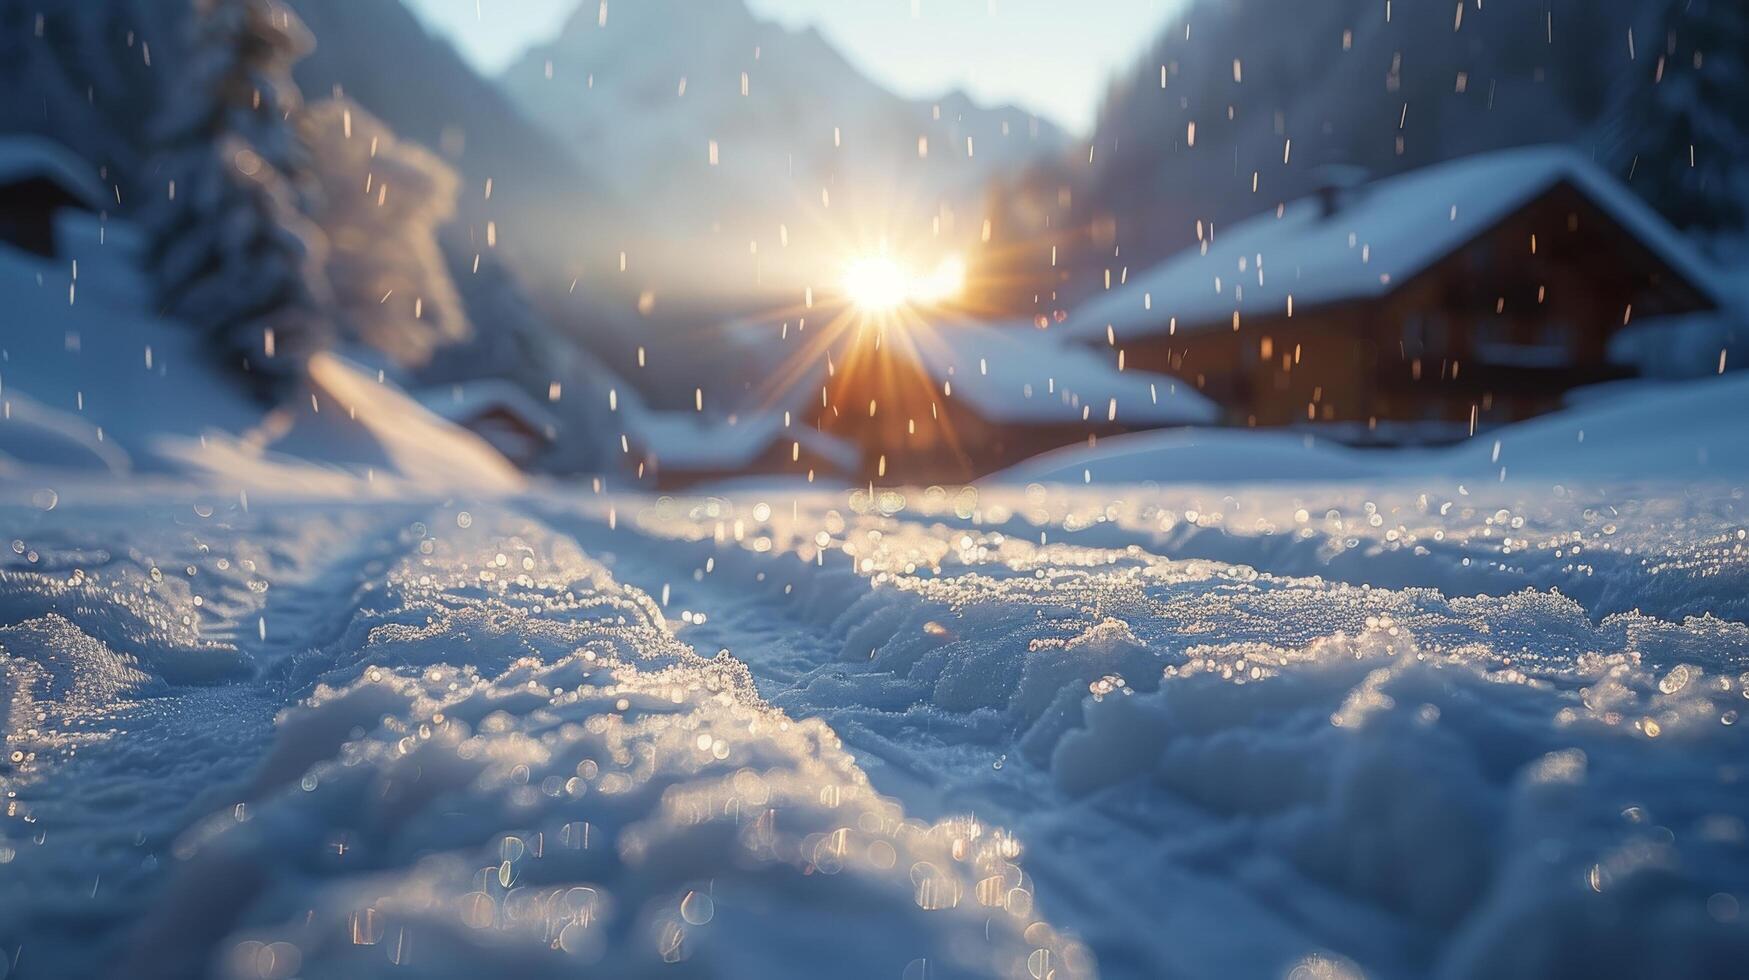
<box><xmin>1</xmin><ymin>503</ymin><xmax>1085</xmax><ymax>979</ymax></box>
<box><xmin>1</xmin><ymin>479</ymin><xmax>1746</xmax><ymax>978</ymax></box>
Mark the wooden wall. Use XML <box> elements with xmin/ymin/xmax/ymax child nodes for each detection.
<box><xmin>1110</xmin><ymin>181</ymin><xmax>1713</xmax><ymax>437</ymax></box>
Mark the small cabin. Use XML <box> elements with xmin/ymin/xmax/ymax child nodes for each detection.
<box><xmin>804</xmin><ymin>318</ymin><xmax>1217</xmax><ymax>482</ymax></box>
<box><xmin>415</xmin><ymin>380</ymin><xmax>558</xmax><ymax>468</ymax></box>
<box><xmin>0</xmin><ymin>136</ymin><xmax>106</xmax><ymax>258</ymax></box>
<box><xmin>626</xmin><ymin>409</ymin><xmax>858</xmax><ymax>490</ymax></box>
<box><xmin>1064</xmin><ymin>146</ymin><xmax>1721</xmax><ymax>441</ymax></box>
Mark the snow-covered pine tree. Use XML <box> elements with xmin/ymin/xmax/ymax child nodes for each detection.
<box><xmin>141</xmin><ymin>0</ymin><xmax>330</xmax><ymax>388</ymax></box>
<box><xmin>1607</xmin><ymin>0</ymin><xmax>1749</xmax><ymax>238</ymax></box>
<box><xmin>299</xmin><ymin>98</ymin><xmax>469</xmax><ymax>370</ymax></box>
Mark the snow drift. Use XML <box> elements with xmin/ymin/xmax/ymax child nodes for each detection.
<box><xmin>1004</xmin><ymin>370</ymin><xmax>1749</xmax><ymax>487</ymax></box>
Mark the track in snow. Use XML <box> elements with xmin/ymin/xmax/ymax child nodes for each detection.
<box><xmin>2</xmin><ymin>482</ymin><xmax>1747</xmax><ymax>978</ymax></box>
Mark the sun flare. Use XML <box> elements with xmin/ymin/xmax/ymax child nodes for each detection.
<box><xmin>840</xmin><ymin>253</ymin><xmax>967</xmax><ymax>314</ymax></box>
<box><xmin>842</xmin><ymin>255</ymin><xmax>910</xmax><ymax>312</ymax></box>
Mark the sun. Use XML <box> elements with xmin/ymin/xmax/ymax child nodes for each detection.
<box><xmin>839</xmin><ymin>253</ymin><xmax>967</xmax><ymax>314</ymax></box>
<box><xmin>842</xmin><ymin>255</ymin><xmax>911</xmax><ymax>313</ymax></box>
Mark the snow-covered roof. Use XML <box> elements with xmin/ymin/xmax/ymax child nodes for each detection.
<box><xmin>1063</xmin><ymin>145</ymin><xmax>1725</xmax><ymax>342</ymax></box>
<box><xmin>914</xmin><ymin>319</ymin><xmax>1219</xmax><ymax>426</ymax></box>
<box><xmin>626</xmin><ymin>409</ymin><xmax>858</xmax><ymax>473</ymax></box>
<box><xmin>415</xmin><ymin>379</ymin><xmax>560</xmax><ymax>436</ymax></box>
<box><xmin>0</xmin><ymin>135</ymin><xmax>107</xmax><ymax>210</ymax></box>
<box><xmin>721</xmin><ymin>314</ymin><xmax>1218</xmax><ymax>430</ymax></box>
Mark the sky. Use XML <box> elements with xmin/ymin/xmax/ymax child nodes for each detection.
<box><xmin>402</xmin><ymin>0</ymin><xmax>1184</xmax><ymax>133</ymax></box>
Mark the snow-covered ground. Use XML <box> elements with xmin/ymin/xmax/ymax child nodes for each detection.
<box><xmin>4</xmin><ymin>232</ymin><xmax>1748</xmax><ymax>975</ymax></box>
<box><xmin>0</xmin><ymin>227</ymin><xmax>523</xmax><ymax>495</ymax></box>
<box><xmin>3</xmin><ymin>451</ymin><xmax>1747</xmax><ymax>977</ymax></box>
<box><xmin>1004</xmin><ymin>371</ymin><xmax>1749</xmax><ymax>488</ymax></box>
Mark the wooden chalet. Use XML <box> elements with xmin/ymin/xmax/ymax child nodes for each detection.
<box><xmin>626</xmin><ymin>408</ymin><xmax>859</xmax><ymax>490</ymax></box>
<box><xmin>415</xmin><ymin>379</ymin><xmax>560</xmax><ymax>469</ymax></box>
<box><xmin>799</xmin><ymin>318</ymin><xmax>1216</xmax><ymax>483</ymax></box>
<box><xmin>1063</xmin><ymin>146</ymin><xmax>1722</xmax><ymax>440</ymax></box>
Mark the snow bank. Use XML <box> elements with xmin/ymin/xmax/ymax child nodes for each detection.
<box><xmin>915</xmin><ymin>320</ymin><xmax>1218</xmax><ymax>427</ymax></box>
<box><xmin>1000</xmin><ymin>428</ymin><xmax>1388</xmax><ymax>485</ymax></box>
<box><xmin>1</xmin><ymin>505</ymin><xmax>1088</xmax><ymax>978</ymax></box>
<box><xmin>4</xmin><ymin>477</ymin><xmax>1747</xmax><ymax>978</ymax></box>
<box><xmin>996</xmin><ymin>371</ymin><xmax>1749</xmax><ymax>487</ymax></box>
<box><xmin>1448</xmin><ymin>371</ymin><xmax>1749</xmax><ymax>481</ymax></box>
<box><xmin>1609</xmin><ymin>312</ymin><xmax>1745</xmax><ymax>380</ymax></box>
<box><xmin>596</xmin><ymin>485</ymin><xmax>1749</xmax><ymax>976</ymax></box>
<box><xmin>0</xmin><ymin>241</ymin><xmax>522</xmax><ymax>495</ymax></box>
<box><xmin>1053</xmin><ymin>620</ymin><xmax>1749</xmax><ymax>977</ymax></box>
<box><xmin>1</xmin><ymin>613</ymin><xmax>162</xmax><ymax>773</ymax></box>
<box><xmin>0</xmin><ymin>135</ymin><xmax>107</xmax><ymax>210</ymax></box>
<box><xmin>0</xmin><ymin>390</ymin><xmax>130</xmax><ymax>475</ymax></box>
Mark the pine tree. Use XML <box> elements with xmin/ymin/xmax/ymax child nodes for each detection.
<box><xmin>1608</xmin><ymin>0</ymin><xmax>1749</xmax><ymax>238</ymax></box>
<box><xmin>141</xmin><ymin>0</ymin><xmax>330</xmax><ymax>388</ymax></box>
<box><xmin>299</xmin><ymin>98</ymin><xmax>470</xmax><ymax>370</ymax></box>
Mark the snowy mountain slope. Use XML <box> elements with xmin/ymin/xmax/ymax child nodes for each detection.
<box><xmin>1</xmin><ymin>0</ymin><xmax>630</xmax><ymax>467</ymax></box>
<box><xmin>283</xmin><ymin>0</ymin><xmax>611</xmax><ymax>297</ymax></box>
<box><xmin>276</xmin><ymin>1</ymin><xmax>694</xmax><ymax>416</ymax></box>
<box><xmin>1015</xmin><ymin>0</ymin><xmax>1662</xmax><ymax>298</ymax></box>
<box><xmin>0</xmin><ymin>232</ymin><xmax>522</xmax><ymax>493</ymax></box>
<box><xmin>499</xmin><ymin>0</ymin><xmax>1064</xmax><ymax>298</ymax></box>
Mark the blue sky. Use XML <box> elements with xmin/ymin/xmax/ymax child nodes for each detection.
<box><xmin>402</xmin><ymin>0</ymin><xmax>1184</xmax><ymax>133</ymax></box>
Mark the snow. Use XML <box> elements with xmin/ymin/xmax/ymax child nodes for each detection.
<box><xmin>6</xmin><ymin>218</ymin><xmax>1749</xmax><ymax>975</ymax></box>
<box><xmin>1062</xmin><ymin>145</ymin><xmax>1729</xmax><ymax>343</ymax></box>
<box><xmin>3</xmin><ymin>452</ymin><xmax>1747</xmax><ymax>977</ymax></box>
<box><xmin>4</xmin><ymin>158</ymin><xmax>1749</xmax><ymax>980</ymax></box>
<box><xmin>1002</xmin><ymin>428</ymin><xmax>1388</xmax><ymax>485</ymax></box>
<box><xmin>1439</xmin><ymin>371</ymin><xmax>1749</xmax><ymax>480</ymax></box>
<box><xmin>625</xmin><ymin>407</ymin><xmax>859</xmax><ymax>476</ymax></box>
<box><xmin>1610</xmin><ymin>311</ymin><xmax>1746</xmax><ymax>380</ymax></box>
<box><xmin>675</xmin><ymin>318</ymin><xmax>1217</xmax><ymax>478</ymax></box>
<box><xmin>0</xmin><ymin>391</ymin><xmax>128</xmax><ymax>475</ymax></box>
<box><xmin>0</xmin><ymin>504</ymin><xmax>1093</xmax><ymax>978</ymax></box>
<box><xmin>9</xmin><ymin>5</ymin><xmax>1748</xmax><ymax>974</ymax></box>
<box><xmin>915</xmin><ymin>320</ymin><xmax>1219</xmax><ymax>427</ymax></box>
<box><xmin>610</xmin><ymin>362</ymin><xmax>857</xmax><ymax>477</ymax></box>
<box><xmin>495</xmin><ymin>0</ymin><xmax>1062</xmax><ymax>298</ymax></box>
<box><xmin>0</xmin><ymin>134</ymin><xmax>107</xmax><ymax>210</ymax></box>
<box><xmin>415</xmin><ymin>379</ymin><xmax>561</xmax><ymax>438</ymax></box>
<box><xmin>0</xmin><ymin>240</ymin><xmax>522</xmax><ymax>493</ymax></box>
<box><xmin>1006</xmin><ymin>370</ymin><xmax>1749</xmax><ymax>487</ymax></box>
<box><xmin>625</xmin><ymin>409</ymin><xmax>787</xmax><ymax>471</ymax></box>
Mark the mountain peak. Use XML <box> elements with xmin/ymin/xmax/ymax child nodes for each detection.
<box><xmin>559</xmin><ymin>0</ymin><xmax>758</xmax><ymax>40</ymax></box>
<box><xmin>499</xmin><ymin>0</ymin><xmax>1066</xmax><ymax>299</ymax></box>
